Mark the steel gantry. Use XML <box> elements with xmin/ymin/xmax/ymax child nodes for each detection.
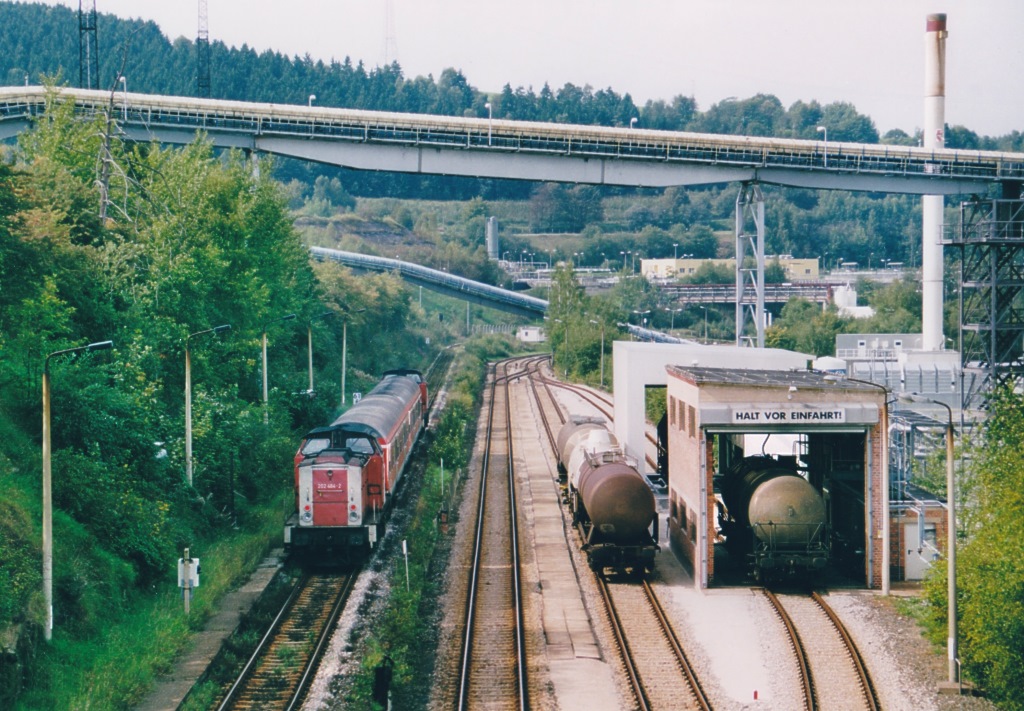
<box><xmin>950</xmin><ymin>193</ymin><xmax>1024</xmax><ymax>410</ymax></box>
<box><xmin>735</xmin><ymin>183</ymin><xmax>766</xmax><ymax>347</ymax></box>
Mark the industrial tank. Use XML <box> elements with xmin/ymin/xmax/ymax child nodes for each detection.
<box><xmin>555</xmin><ymin>417</ymin><xmax>606</xmax><ymax>472</ymax></box>
<box><xmin>558</xmin><ymin>422</ymin><xmax>656</xmax><ymax>544</ymax></box>
<box><xmin>720</xmin><ymin>456</ymin><xmax>827</xmax><ymax>551</ymax></box>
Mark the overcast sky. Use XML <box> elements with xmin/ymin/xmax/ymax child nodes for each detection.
<box><xmin>34</xmin><ymin>0</ymin><xmax>1024</xmax><ymax>137</ymax></box>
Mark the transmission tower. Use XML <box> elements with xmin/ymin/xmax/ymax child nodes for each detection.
<box><xmin>78</xmin><ymin>0</ymin><xmax>99</xmax><ymax>89</ymax></box>
<box><xmin>383</xmin><ymin>0</ymin><xmax>399</xmax><ymax>66</ymax></box>
<box><xmin>197</xmin><ymin>0</ymin><xmax>211</xmax><ymax>97</ymax></box>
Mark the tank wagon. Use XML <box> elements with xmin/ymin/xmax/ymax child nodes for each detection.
<box><xmin>285</xmin><ymin>369</ymin><xmax>427</xmax><ymax>562</ymax></box>
<box><xmin>556</xmin><ymin>418</ymin><xmax>658</xmax><ymax>576</ymax></box>
<box><xmin>718</xmin><ymin>455</ymin><xmax>829</xmax><ymax>582</ymax></box>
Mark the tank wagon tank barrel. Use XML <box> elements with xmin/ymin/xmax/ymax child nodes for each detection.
<box><xmin>556</xmin><ymin>418</ymin><xmax>658</xmax><ymax>576</ymax></box>
<box><xmin>719</xmin><ymin>455</ymin><xmax>829</xmax><ymax>581</ymax></box>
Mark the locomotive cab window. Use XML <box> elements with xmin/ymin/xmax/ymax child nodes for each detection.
<box><xmin>300</xmin><ymin>436</ymin><xmax>331</xmax><ymax>458</ymax></box>
<box><xmin>334</xmin><ymin>433</ymin><xmax>376</xmax><ymax>454</ymax></box>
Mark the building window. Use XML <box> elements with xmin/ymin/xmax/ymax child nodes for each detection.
<box><xmin>669</xmin><ymin>396</ymin><xmax>676</xmax><ymax>426</ymax></box>
<box><xmin>688</xmin><ymin>405</ymin><xmax>696</xmax><ymax>438</ymax></box>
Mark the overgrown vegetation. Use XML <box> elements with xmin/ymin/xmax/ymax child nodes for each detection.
<box><xmin>0</xmin><ymin>88</ymin><xmax>464</xmax><ymax>708</ymax></box>
<box><xmin>920</xmin><ymin>387</ymin><xmax>1024</xmax><ymax>708</ymax></box>
<box><xmin>339</xmin><ymin>337</ymin><xmax>519</xmax><ymax>709</ymax></box>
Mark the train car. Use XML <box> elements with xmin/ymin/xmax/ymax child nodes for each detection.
<box><xmin>556</xmin><ymin>418</ymin><xmax>658</xmax><ymax>576</ymax></box>
<box><xmin>284</xmin><ymin>369</ymin><xmax>427</xmax><ymax>562</ymax></box>
<box><xmin>717</xmin><ymin>455</ymin><xmax>829</xmax><ymax>582</ymax></box>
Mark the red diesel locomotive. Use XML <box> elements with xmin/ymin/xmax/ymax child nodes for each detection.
<box><xmin>285</xmin><ymin>368</ymin><xmax>427</xmax><ymax>561</ymax></box>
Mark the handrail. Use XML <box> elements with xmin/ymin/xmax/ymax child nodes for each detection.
<box><xmin>3</xmin><ymin>86</ymin><xmax>1023</xmax><ymax>189</ymax></box>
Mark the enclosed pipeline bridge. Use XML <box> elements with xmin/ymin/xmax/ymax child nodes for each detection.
<box><xmin>310</xmin><ymin>246</ymin><xmax>547</xmax><ymax>318</ymax></box>
<box><xmin>4</xmin><ymin>85</ymin><xmax>1024</xmax><ymax>350</ymax></box>
<box><xmin>660</xmin><ymin>282</ymin><xmax>834</xmax><ymax>307</ymax></box>
<box><xmin>2</xmin><ymin>86</ymin><xmax>1021</xmax><ymax>195</ymax></box>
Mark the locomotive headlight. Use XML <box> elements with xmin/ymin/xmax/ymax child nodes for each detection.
<box><xmin>301</xmin><ymin>504</ymin><xmax>312</xmax><ymax>524</ymax></box>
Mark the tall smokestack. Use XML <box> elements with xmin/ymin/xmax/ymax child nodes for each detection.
<box><xmin>922</xmin><ymin>13</ymin><xmax>947</xmax><ymax>351</ymax></box>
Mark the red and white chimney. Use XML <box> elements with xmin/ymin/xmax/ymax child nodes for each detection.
<box><xmin>922</xmin><ymin>13</ymin><xmax>947</xmax><ymax>351</ymax></box>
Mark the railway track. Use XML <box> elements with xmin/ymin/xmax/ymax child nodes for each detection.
<box><xmin>534</xmin><ymin>365</ymin><xmax>663</xmax><ymax>472</ymax></box>
<box><xmin>424</xmin><ymin>344</ymin><xmax>457</xmax><ymax>411</ymax></box>
<box><xmin>761</xmin><ymin>589</ymin><xmax>880</xmax><ymax>711</ymax></box>
<box><xmin>215</xmin><ymin>572</ymin><xmax>357</xmax><ymax>711</ymax></box>
<box><xmin>523</xmin><ymin>360</ymin><xmax>708</xmax><ymax>710</ymax></box>
<box><xmin>600</xmin><ymin>579</ymin><xmax>711</xmax><ymax>710</ymax></box>
<box><xmin>456</xmin><ymin>358</ymin><xmax>529</xmax><ymax>710</ymax></box>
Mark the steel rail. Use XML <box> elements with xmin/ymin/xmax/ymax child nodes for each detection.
<box><xmin>642</xmin><ymin>580</ymin><xmax>712</xmax><ymax>711</ymax></box>
<box><xmin>216</xmin><ymin>572</ymin><xmax>356</xmax><ymax>711</ymax></box>
<box><xmin>597</xmin><ymin>577</ymin><xmax>653</xmax><ymax>711</ymax></box>
<box><xmin>215</xmin><ymin>576</ymin><xmax>306</xmax><ymax>711</ymax></box>
<box><xmin>537</xmin><ymin>375</ymin><xmax>660</xmax><ymax>471</ymax></box>
<box><xmin>811</xmin><ymin>592</ymin><xmax>881</xmax><ymax>711</ymax></box>
<box><xmin>456</xmin><ymin>358</ymin><xmax>529</xmax><ymax>711</ymax></box>
<box><xmin>506</xmin><ymin>361</ymin><xmax>529</xmax><ymax>711</ymax></box>
<box><xmin>283</xmin><ymin>573</ymin><xmax>358</xmax><ymax>711</ymax></box>
<box><xmin>761</xmin><ymin>588</ymin><xmax>815</xmax><ymax>711</ymax></box>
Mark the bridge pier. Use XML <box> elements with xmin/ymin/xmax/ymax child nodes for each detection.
<box><xmin>735</xmin><ymin>182</ymin><xmax>766</xmax><ymax>347</ymax></box>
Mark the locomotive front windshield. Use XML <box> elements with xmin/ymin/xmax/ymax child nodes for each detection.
<box><xmin>301</xmin><ymin>436</ymin><xmax>331</xmax><ymax>458</ymax></box>
<box><xmin>337</xmin><ymin>433</ymin><xmax>375</xmax><ymax>454</ymax></box>
<box><xmin>300</xmin><ymin>430</ymin><xmax>377</xmax><ymax>458</ymax></box>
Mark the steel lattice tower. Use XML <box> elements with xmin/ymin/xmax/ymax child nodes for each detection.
<box><xmin>78</xmin><ymin>0</ymin><xmax>99</xmax><ymax>89</ymax></box>
<box><xmin>383</xmin><ymin>0</ymin><xmax>398</xmax><ymax>66</ymax></box>
<box><xmin>951</xmin><ymin>187</ymin><xmax>1024</xmax><ymax>409</ymax></box>
<box><xmin>734</xmin><ymin>182</ymin><xmax>766</xmax><ymax>347</ymax></box>
<box><xmin>197</xmin><ymin>0</ymin><xmax>211</xmax><ymax>97</ymax></box>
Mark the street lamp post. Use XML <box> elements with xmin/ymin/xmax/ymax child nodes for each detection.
<box><xmin>665</xmin><ymin>306</ymin><xmax>682</xmax><ymax>330</ymax></box>
<box><xmin>307</xmin><ymin>311</ymin><xmax>335</xmax><ymax>394</ymax></box>
<box><xmin>42</xmin><ymin>339</ymin><xmax>113</xmax><ymax>641</ymax></box>
<box><xmin>308</xmin><ymin>93</ymin><xmax>316</xmax><ymax>107</ymax></box>
<box><xmin>630</xmin><ymin>117</ymin><xmax>637</xmax><ymax>129</ymax></box>
<box><xmin>673</xmin><ymin>243</ymin><xmax>679</xmax><ymax>260</ymax></box>
<box><xmin>901</xmin><ymin>392</ymin><xmax>958</xmax><ymax>685</ymax></box>
<box><xmin>632</xmin><ymin>309</ymin><xmax>651</xmax><ymax>327</ymax></box>
<box><xmin>186</xmin><ymin>325</ymin><xmax>230</xmax><ymax>487</ymax></box>
<box><xmin>701</xmin><ymin>305</ymin><xmax>709</xmax><ymax>342</ymax></box>
<box><xmin>119</xmin><ymin>75</ymin><xmax>127</xmax><ymax>121</ymax></box>
<box><xmin>484</xmin><ymin>101</ymin><xmax>492</xmax><ymax>145</ymax></box>
<box><xmin>817</xmin><ymin>125</ymin><xmax>828</xmax><ymax>168</ymax></box>
<box><xmin>262</xmin><ymin>314</ymin><xmax>297</xmax><ymax>423</ymax></box>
